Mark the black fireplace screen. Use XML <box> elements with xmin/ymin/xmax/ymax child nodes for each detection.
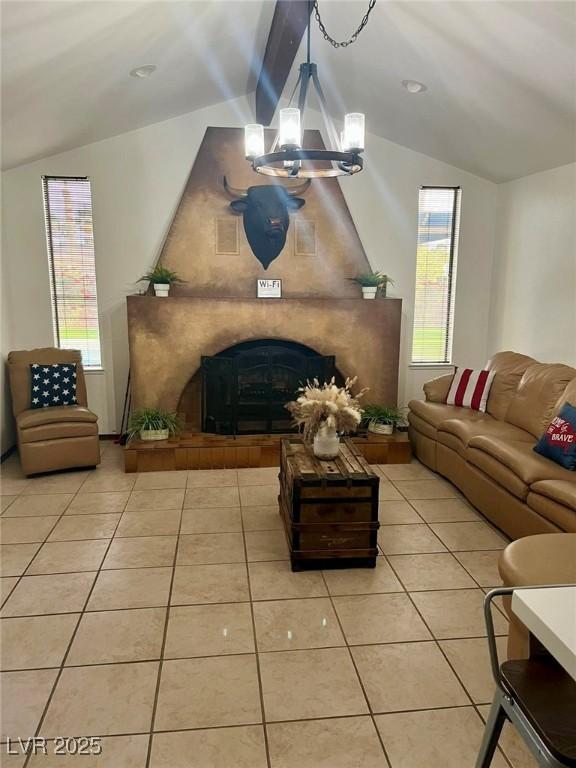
<box><xmin>201</xmin><ymin>340</ymin><xmax>340</xmax><ymax>434</ymax></box>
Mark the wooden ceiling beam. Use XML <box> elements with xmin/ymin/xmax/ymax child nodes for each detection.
<box><xmin>255</xmin><ymin>0</ymin><xmax>312</xmax><ymax>126</ymax></box>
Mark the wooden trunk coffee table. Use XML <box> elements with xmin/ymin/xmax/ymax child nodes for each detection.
<box><xmin>279</xmin><ymin>437</ymin><xmax>380</xmax><ymax>571</ymax></box>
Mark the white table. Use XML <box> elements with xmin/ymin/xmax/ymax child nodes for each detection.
<box><xmin>512</xmin><ymin>585</ymin><xmax>576</xmax><ymax>681</ymax></box>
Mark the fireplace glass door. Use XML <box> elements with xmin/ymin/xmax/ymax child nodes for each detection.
<box><xmin>202</xmin><ymin>340</ymin><xmax>338</xmax><ymax>434</ymax></box>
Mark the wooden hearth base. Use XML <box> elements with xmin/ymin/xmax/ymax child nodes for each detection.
<box><xmin>124</xmin><ymin>431</ymin><xmax>411</xmax><ymax>473</ymax></box>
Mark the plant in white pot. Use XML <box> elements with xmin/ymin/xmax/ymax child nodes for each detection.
<box><xmin>362</xmin><ymin>404</ymin><xmax>405</xmax><ymax>435</ymax></box>
<box><xmin>286</xmin><ymin>377</ymin><xmax>367</xmax><ymax>460</ymax></box>
<box><xmin>349</xmin><ymin>271</ymin><xmax>394</xmax><ymax>299</ymax></box>
<box><xmin>140</xmin><ymin>266</ymin><xmax>185</xmax><ymax>297</ymax></box>
<box><xmin>127</xmin><ymin>408</ymin><xmax>180</xmax><ymax>442</ymax></box>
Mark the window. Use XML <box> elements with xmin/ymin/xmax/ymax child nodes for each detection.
<box><xmin>42</xmin><ymin>176</ymin><xmax>102</xmax><ymax>368</ymax></box>
<box><xmin>411</xmin><ymin>186</ymin><xmax>461</xmax><ymax>364</ymax></box>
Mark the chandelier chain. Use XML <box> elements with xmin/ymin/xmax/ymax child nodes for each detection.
<box><xmin>313</xmin><ymin>0</ymin><xmax>377</xmax><ymax>48</ymax></box>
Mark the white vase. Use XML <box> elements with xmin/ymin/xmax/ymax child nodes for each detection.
<box><xmin>361</xmin><ymin>286</ymin><xmax>378</xmax><ymax>299</ymax></box>
<box><xmin>140</xmin><ymin>428</ymin><xmax>169</xmax><ymax>441</ymax></box>
<box><xmin>313</xmin><ymin>424</ymin><xmax>340</xmax><ymax>460</ymax></box>
<box><xmin>154</xmin><ymin>283</ymin><xmax>170</xmax><ymax>297</ymax></box>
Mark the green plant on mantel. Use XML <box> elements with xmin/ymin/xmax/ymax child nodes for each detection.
<box><xmin>361</xmin><ymin>404</ymin><xmax>405</xmax><ymax>427</ymax></box>
<box><xmin>349</xmin><ymin>271</ymin><xmax>394</xmax><ymax>289</ymax></box>
<box><xmin>139</xmin><ymin>266</ymin><xmax>185</xmax><ymax>285</ymax></box>
<box><xmin>127</xmin><ymin>408</ymin><xmax>181</xmax><ymax>441</ymax></box>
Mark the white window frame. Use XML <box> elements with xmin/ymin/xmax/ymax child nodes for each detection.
<box><xmin>42</xmin><ymin>175</ymin><xmax>102</xmax><ymax>369</ymax></box>
<box><xmin>411</xmin><ymin>185</ymin><xmax>461</xmax><ymax>366</ymax></box>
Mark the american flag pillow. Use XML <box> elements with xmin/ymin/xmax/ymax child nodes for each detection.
<box><xmin>445</xmin><ymin>367</ymin><xmax>496</xmax><ymax>412</ymax></box>
<box><xmin>29</xmin><ymin>363</ymin><xmax>78</xmax><ymax>409</ymax></box>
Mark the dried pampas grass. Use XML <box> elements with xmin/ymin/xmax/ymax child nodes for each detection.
<box><xmin>286</xmin><ymin>377</ymin><xmax>367</xmax><ymax>442</ymax></box>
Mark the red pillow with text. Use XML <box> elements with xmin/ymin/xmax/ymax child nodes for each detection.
<box><xmin>445</xmin><ymin>367</ymin><xmax>496</xmax><ymax>412</ymax></box>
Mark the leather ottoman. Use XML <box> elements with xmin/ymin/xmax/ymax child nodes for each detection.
<box><xmin>499</xmin><ymin>533</ymin><xmax>576</xmax><ymax>659</ymax></box>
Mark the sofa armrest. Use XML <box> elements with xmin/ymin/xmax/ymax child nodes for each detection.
<box><xmin>423</xmin><ymin>374</ymin><xmax>453</xmax><ymax>403</ymax></box>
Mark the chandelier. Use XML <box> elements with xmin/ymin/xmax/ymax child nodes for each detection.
<box><xmin>244</xmin><ymin>0</ymin><xmax>376</xmax><ymax>179</ymax></box>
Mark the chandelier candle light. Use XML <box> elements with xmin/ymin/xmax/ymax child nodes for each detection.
<box><xmin>244</xmin><ymin>0</ymin><xmax>376</xmax><ymax>178</ymax></box>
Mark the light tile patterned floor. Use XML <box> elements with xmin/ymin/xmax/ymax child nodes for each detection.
<box><xmin>0</xmin><ymin>442</ymin><xmax>538</xmax><ymax>768</ymax></box>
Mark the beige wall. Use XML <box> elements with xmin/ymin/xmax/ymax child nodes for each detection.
<box><xmin>1</xmin><ymin>222</ymin><xmax>16</xmax><ymax>453</ymax></box>
<box><xmin>489</xmin><ymin>162</ymin><xmax>576</xmax><ymax>366</ymax></box>
<box><xmin>1</xmin><ymin>96</ymin><xmax>255</xmax><ymax>433</ymax></box>
<box><xmin>1</xmin><ymin>94</ymin><xmax>499</xmax><ymax>433</ymax></box>
<box><xmin>337</xmin><ymin>128</ymin><xmax>498</xmax><ymax>402</ymax></box>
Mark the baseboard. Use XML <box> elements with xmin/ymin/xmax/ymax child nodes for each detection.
<box><xmin>99</xmin><ymin>434</ymin><xmax>119</xmax><ymax>441</ymax></box>
<box><xmin>1</xmin><ymin>445</ymin><xmax>17</xmax><ymax>463</ymax></box>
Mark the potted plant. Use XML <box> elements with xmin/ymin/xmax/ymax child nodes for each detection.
<box><xmin>127</xmin><ymin>408</ymin><xmax>181</xmax><ymax>442</ymax></box>
<box><xmin>286</xmin><ymin>377</ymin><xmax>367</xmax><ymax>460</ymax></box>
<box><xmin>362</xmin><ymin>404</ymin><xmax>405</xmax><ymax>435</ymax></box>
<box><xmin>140</xmin><ymin>266</ymin><xmax>185</xmax><ymax>297</ymax></box>
<box><xmin>349</xmin><ymin>271</ymin><xmax>394</xmax><ymax>299</ymax></box>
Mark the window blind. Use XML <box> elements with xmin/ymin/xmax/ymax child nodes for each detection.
<box><xmin>42</xmin><ymin>176</ymin><xmax>102</xmax><ymax>368</ymax></box>
<box><xmin>411</xmin><ymin>186</ymin><xmax>461</xmax><ymax>365</ymax></box>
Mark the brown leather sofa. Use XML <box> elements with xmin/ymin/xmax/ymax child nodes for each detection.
<box><xmin>408</xmin><ymin>351</ymin><xmax>576</xmax><ymax>539</ymax></box>
<box><xmin>7</xmin><ymin>348</ymin><xmax>100</xmax><ymax>476</ymax></box>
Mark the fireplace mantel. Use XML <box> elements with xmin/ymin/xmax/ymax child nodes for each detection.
<box><xmin>127</xmin><ymin>295</ymin><xmax>402</xmax><ymax>416</ymax></box>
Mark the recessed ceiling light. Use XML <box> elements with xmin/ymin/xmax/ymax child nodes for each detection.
<box><xmin>402</xmin><ymin>79</ymin><xmax>427</xmax><ymax>94</ymax></box>
<box><xmin>130</xmin><ymin>65</ymin><xmax>156</xmax><ymax>79</ymax></box>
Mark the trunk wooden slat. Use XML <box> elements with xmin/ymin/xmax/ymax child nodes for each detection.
<box><xmin>280</xmin><ymin>438</ymin><xmax>380</xmax><ymax>571</ymax></box>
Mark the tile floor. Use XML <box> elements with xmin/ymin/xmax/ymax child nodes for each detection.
<box><xmin>0</xmin><ymin>442</ymin><xmax>538</xmax><ymax>768</ymax></box>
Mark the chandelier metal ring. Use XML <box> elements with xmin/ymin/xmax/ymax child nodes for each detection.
<box><xmin>253</xmin><ymin>150</ymin><xmax>363</xmax><ymax>178</ymax></box>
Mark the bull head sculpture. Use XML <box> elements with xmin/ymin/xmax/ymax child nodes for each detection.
<box><xmin>223</xmin><ymin>177</ymin><xmax>311</xmax><ymax>270</ymax></box>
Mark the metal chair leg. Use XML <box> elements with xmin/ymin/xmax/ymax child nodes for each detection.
<box><xmin>475</xmin><ymin>692</ymin><xmax>507</xmax><ymax>768</ymax></box>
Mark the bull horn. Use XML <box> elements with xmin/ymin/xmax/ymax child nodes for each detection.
<box><xmin>282</xmin><ymin>178</ymin><xmax>312</xmax><ymax>197</ymax></box>
<box><xmin>223</xmin><ymin>176</ymin><xmax>248</xmax><ymax>199</ymax></box>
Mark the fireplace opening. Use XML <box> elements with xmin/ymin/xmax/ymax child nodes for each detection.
<box><xmin>201</xmin><ymin>339</ymin><xmax>342</xmax><ymax>435</ymax></box>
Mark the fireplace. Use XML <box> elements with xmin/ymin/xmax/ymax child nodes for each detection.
<box><xmin>201</xmin><ymin>339</ymin><xmax>342</xmax><ymax>435</ymax></box>
<box><xmin>124</xmin><ymin>127</ymin><xmax>406</xmax><ymax>471</ymax></box>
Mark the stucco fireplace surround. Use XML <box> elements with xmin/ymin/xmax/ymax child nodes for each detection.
<box><xmin>124</xmin><ymin>126</ymin><xmax>405</xmax><ymax>469</ymax></box>
<box><xmin>127</xmin><ymin>295</ymin><xmax>402</xmax><ymax>422</ymax></box>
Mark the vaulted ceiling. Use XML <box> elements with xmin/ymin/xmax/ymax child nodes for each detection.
<box><xmin>2</xmin><ymin>0</ymin><xmax>575</xmax><ymax>181</ymax></box>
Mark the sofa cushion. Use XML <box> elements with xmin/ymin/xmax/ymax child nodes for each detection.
<box><xmin>465</xmin><ymin>447</ymin><xmax>528</xmax><ymax>499</ymax></box>
<box><xmin>408</xmin><ymin>400</ymin><xmax>483</xmax><ymax>430</ymax></box>
<box><xmin>484</xmin><ymin>351</ymin><xmax>536</xmax><ymax>421</ymax></box>
<box><xmin>408</xmin><ymin>411</ymin><xmax>438</xmax><ymax>441</ymax></box>
<box><xmin>530</xmin><ymin>480</ymin><xmax>576</xmax><ymax>512</ymax></box>
<box><xmin>440</xmin><ymin>417</ymin><xmax>533</xmax><ymax>447</ymax></box>
<box><xmin>468</xmin><ymin>435</ymin><xmax>576</xmax><ymax>486</ymax></box>
<box><xmin>527</xmin><ymin>492</ymin><xmax>576</xmax><ymax>533</ymax></box>
<box><xmin>438</xmin><ymin>418</ymin><xmax>534</xmax><ymax>470</ymax></box>
<box><xmin>17</xmin><ymin>406</ymin><xmax>97</xmax><ymax>430</ymax></box>
<box><xmin>436</xmin><ymin>429</ymin><xmax>467</xmax><ymax>456</ymax></box>
<box><xmin>506</xmin><ymin>363</ymin><xmax>576</xmax><ymax>438</ymax></box>
<box><xmin>556</xmin><ymin>377</ymin><xmax>576</xmax><ymax>413</ymax></box>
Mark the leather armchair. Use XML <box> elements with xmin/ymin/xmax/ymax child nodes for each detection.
<box><xmin>7</xmin><ymin>348</ymin><xmax>100</xmax><ymax>476</ymax></box>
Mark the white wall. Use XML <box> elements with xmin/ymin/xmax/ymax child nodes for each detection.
<box><xmin>1</xmin><ymin>94</ymin><xmax>498</xmax><ymax>435</ymax></box>
<box><xmin>339</xmin><ymin>133</ymin><xmax>498</xmax><ymax>403</ymax></box>
<box><xmin>488</xmin><ymin>163</ymin><xmax>576</xmax><ymax>366</ymax></box>
<box><xmin>1</xmin><ymin>219</ymin><xmax>16</xmax><ymax>453</ymax></box>
<box><xmin>1</xmin><ymin>96</ymin><xmax>256</xmax><ymax>434</ymax></box>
